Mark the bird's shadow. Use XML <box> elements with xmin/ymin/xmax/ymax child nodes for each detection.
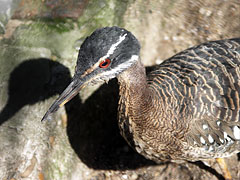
<box><xmin>0</xmin><ymin>58</ymin><xmax>72</xmax><ymax>125</ymax></box>
<box><xmin>0</xmin><ymin>58</ymin><xmax>154</xmax><ymax>170</ymax></box>
<box><xmin>0</xmin><ymin>59</ymin><xmax>237</xmax><ymax>177</ymax></box>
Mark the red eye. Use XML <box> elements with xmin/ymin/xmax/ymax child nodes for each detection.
<box><xmin>99</xmin><ymin>59</ymin><xmax>111</xmax><ymax>68</ymax></box>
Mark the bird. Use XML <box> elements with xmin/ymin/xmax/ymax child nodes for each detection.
<box><xmin>42</xmin><ymin>26</ymin><xmax>240</xmax><ymax>180</ymax></box>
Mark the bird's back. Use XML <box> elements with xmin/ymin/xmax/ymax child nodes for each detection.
<box><xmin>148</xmin><ymin>38</ymin><xmax>240</xmax><ymax>160</ymax></box>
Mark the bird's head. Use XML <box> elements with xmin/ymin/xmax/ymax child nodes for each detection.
<box><xmin>42</xmin><ymin>26</ymin><xmax>140</xmax><ymax>121</ymax></box>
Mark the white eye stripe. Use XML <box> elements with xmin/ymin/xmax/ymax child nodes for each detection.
<box><xmin>100</xmin><ymin>55</ymin><xmax>139</xmax><ymax>77</ymax></box>
<box><xmin>101</xmin><ymin>33</ymin><xmax>127</xmax><ymax>60</ymax></box>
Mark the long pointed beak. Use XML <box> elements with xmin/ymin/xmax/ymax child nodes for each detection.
<box><xmin>41</xmin><ymin>78</ymin><xmax>85</xmax><ymax>121</ymax></box>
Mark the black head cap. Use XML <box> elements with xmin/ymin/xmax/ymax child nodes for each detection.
<box><xmin>74</xmin><ymin>26</ymin><xmax>141</xmax><ymax>80</ymax></box>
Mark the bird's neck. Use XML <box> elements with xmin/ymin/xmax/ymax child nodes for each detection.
<box><xmin>117</xmin><ymin>60</ymin><xmax>153</xmax><ymax>123</ymax></box>
<box><xmin>117</xmin><ymin>61</ymin><xmax>186</xmax><ymax>160</ymax></box>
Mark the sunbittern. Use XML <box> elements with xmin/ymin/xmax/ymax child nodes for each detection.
<box><xmin>42</xmin><ymin>27</ymin><xmax>240</xmax><ymax>179</ymax></box>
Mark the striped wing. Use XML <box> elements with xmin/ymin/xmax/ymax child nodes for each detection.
<box><xmin>148</xmin><ymin>38</ymin><xmax>240</xmax><ymax>152</ymax></box>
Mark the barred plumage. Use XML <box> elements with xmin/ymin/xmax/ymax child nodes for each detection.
<box><xmin>42</xmin><ymin>27</ymin><xmax>240</xmax><ymax>179</ymax></box>
<box><xmin>118</xmin><ymin>38</ymin><xmax>240</xmax><ymax>162</ymax></box>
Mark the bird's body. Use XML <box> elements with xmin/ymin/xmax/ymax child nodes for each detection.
<box><xmin>42</xmin><ymin>26</ymin><xmax>240</xmax><ymax>178</ymax></box>
<box><xmin>118</xmin><ymin>39</ymin><xmax>240</xmax><ymax>163</ymax></box>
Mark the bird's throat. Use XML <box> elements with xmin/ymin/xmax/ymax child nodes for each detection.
<box><xmin>117</xmin><ymin>61</ymin><xmax>153</xmax><ymax>123</ymax></box>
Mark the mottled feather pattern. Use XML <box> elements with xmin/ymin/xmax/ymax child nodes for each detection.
<box><xmin>146</xmin><ymin>38</ymin><xmax>240</xmax><ymax>160</ymax></box>
<box><xmin>118</xmin><ymin>38</ymin><xmax>240</xmax><ymax>161</ymax></box>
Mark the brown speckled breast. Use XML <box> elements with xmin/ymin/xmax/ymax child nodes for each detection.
<box><xmin>117</xmin><ymin>39</ymin><xmax>240</xmax><ymax>162</ymax></box>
